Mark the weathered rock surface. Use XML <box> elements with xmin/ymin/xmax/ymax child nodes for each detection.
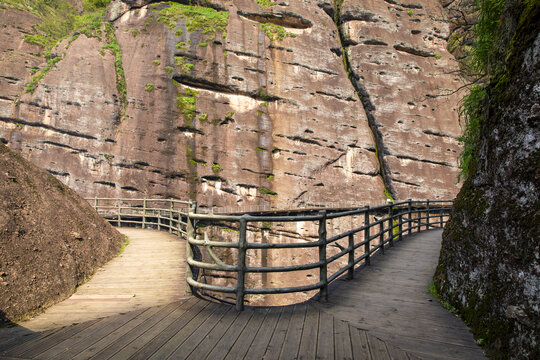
<box><xmin>0</xmin><ymin>143</ymin><xmax>124</xmax><ymax>324</ymax></box>
<box><xmin>435</xmin><ymin>3</ymin><xmax>540</xmax><ymax>359</ymax></box>
<box><xmin>0</xmin><ymin>0</ymin><xmax>462</xmax><ymax>211</ymax></box>
<box><xmin>341</xmin><ymin>0</ymin><xmax>463</xmax><ymax>200</ymax></box>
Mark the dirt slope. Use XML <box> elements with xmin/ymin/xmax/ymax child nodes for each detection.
<box><xmin>0</xmin><ymin>143</ymin><xmax>124</xmax><ymax>325</ymax></box>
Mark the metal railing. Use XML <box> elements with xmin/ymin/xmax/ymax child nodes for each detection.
<box><xmin>86</xmin><ymin>198</ymin><xmax>193</xmax><ymax>236</ymax></box>
<box><xmin>186</xmin><ymin>199</ymin><xmax>454</xmax><ymax>310</ymax></box>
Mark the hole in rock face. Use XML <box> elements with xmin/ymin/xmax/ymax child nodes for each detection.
<box><xmin>237</xmin><ymin>11</ymin><xmax>313</xmax><ymax>29</ymax></box>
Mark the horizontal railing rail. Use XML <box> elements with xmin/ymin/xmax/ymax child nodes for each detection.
<box><xmin>85</xmin><ymin>197</ymin><xmax>192</xmax><ymax>236</ymax></box>
<box><xmin>186</xmin><ymin>199</ymin><xmax>454</xmax><ymax>310</ymax></box>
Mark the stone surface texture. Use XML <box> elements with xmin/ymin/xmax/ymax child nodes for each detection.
<box><xmin>0</xmin><ymin>143</ymin><xmax>124</xmax><ymax>324</ymax></box>
<box><xmin>435</xmin><ymin>3</ymin><xmax>540</xmax><ymax>359</ymax></box>
<box><xmin>0</xmin><ymin>0</ymin><xmax>463</xmax><ymax>212</ymax></box>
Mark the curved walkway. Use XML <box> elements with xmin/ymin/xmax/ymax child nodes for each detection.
<box><xmin>0</xmin><ymin>229</ymin><xmax>485</xmax><ymax>359</ymax></box>
<box><xmin>0</xmin><ymin>228</ymin><xmax>187</xmax><ymax>351</ymax></box>
<box><xmin>312</xmin><ymin>230</ymin><xmax>485</xmax><ymax>360</ymax></box>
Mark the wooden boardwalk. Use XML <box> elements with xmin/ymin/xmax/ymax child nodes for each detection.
<box><xmin>0</xmin><ymin>229</ymin><xmax>485</xmax><ymax>359</ymax></box>
<box><xmin>312</xmin><ymin>230</ymin><xmax>486</xmax><ymax>360</ymax></box>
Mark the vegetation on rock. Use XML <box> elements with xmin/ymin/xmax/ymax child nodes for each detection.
<box><xmin>436</xmin><ymin>1</ymin><xmax>540</xmax><ymax>358</ymax></box>
<box><xmin>260</xmin><ymin>23</ymin><xmax>296</xmax><ymax>41</ymax></box>
<box><xmin>155</xmin><ymin>2</ymin><xmax>228</xmax><ymax>38</ymax></box>
<box><xmin>103</xmin><ymin>22</ymin><xmax>127</xmax><ymax>114</ymax></box>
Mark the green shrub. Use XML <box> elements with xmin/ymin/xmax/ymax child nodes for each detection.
<box><xmin>257</xmin><ymin>0</ymin><xmax>275</xmax><ymax>10</ymax></box>
<box><xmin>144</xmin><ymin>83</ymin><xmax>155</xmax><ymax>92</ymax></box>
<box><xmin>260</xmin><ymin>23</ymin><xmax>296</xmax><ymax>41</ymax></box>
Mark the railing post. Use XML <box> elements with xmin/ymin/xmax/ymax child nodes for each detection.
<box><xmin>318</xmin><ymin>210</ymin><xmax>328</xmax><ymax>302</ymax></box>
<box><xmin>94</xmin><ymin>197</ymin><xmax>98</xmax><ymax>211</ymax></box>
<box><xmin>169</xmin><ymin>199</ymin><xmax>174</xmax><ymax>233</ymax></box>
<box><xmin>379</xmin><ymin>221</ymin><xmax>384</xmax><ymax>254</ymax></box>
<box><xmin>236</xmin><ymin>216</ymin><xmax>248</xmax><ymax>311</ymax></box>
<box><xmin>142</xmin><ymin>198</ymin><xmax>147</xmax><ymax>229</ymax></box>
<box><xmin>408</xmin><ymin>199</ymin><xmax>412</xmax><ymax>235</ymax></box>
<box><xmin>388</xmin><ymin>204</ymin><xmax>394</xmax><ymax>247</ymax></box>
<box><xmin>399</xmin><ymin>213</ymin><xmax>403</xmax><ymax>241</ymax></box>
<box><xmin>117</xmin><ymin>201</ymin><xmax>121</xmax><ymax>227</ymax></box>
<box><xmin>364</xmin><ymin>207</ymin><xmax>370</xmax><ymax>266</ymax></box>
<box><xmin>440</xmin><ymin>205</ymin><xmax>444</xmax><ymax>228</ymax></box>
<box><xmin>347</xmin><ymin>234</ymin><xmax>354</xmax><ymax>279</ymax></box>
<box><xmin>185</xmin><ymin>212</ymin><xmax>195</xmax><ymax>296</ymax></box>
<box><xmin>426</xmin><ymin>199</ymin><xmax>430</xmax><ymax>230</ymax></box>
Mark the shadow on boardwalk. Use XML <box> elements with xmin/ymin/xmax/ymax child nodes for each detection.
<box><xmin>0</xmin><ymin>230</ymin><xmax>485</xmax><ymax>359</ymax></box>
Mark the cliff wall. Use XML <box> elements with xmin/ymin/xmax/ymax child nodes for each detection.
<box><xmin>435</xmin><ymin>2</ymin><xmax>540</xmax><ymax>358</ymax></box>
<box><xmin>0</xmin><ymin>0</ymin><xmax>463</xmax><ymax>209</ymax></box>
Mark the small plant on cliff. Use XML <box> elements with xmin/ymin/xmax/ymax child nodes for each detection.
<box><xmin>152</xmin><ymin>59</ymin><xmax>160</xmax><ymax>66</ymax></box>
<box><xmin>156</xmin><ymin>2</ymin><xmax>229</xmax><ymax>39</ymax></box>
<box><xmin>175</xmin><ymin>56</ymin><xmax>194</xmax><ymax>75</ymax></box>
<box><xmin>260</xmin><ymin>23</ymin><xmax>296</xmax><ymax>41</ymax></box>
<box><xmin>256</xmin><ymin>0</ymin><xmax>275</xmax><ymax>10</ymax></box>
<box><xmin>259</xmin><ymin>187</ymin><xmax>277</xmax><ymax>196</ymax></box>
<box><xmin>132</xmin><ymin>29</ymin><xmax>140</xmax><ymax>37</ymax></box>
<box><xmin>144</xmin><ymin>83</ymin><xmax>155</xmax><ymax>92</ymax></box>
<box><xmin>176</xmin><ymin>86</ymin><xmax>199</xmax><ymax>121</ymax></box>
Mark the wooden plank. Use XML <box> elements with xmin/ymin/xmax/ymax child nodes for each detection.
<box><xmin>366</xmin><ymin>335</ymin><xmax>391</xmax><ymax>360</ymax></box>
<box><xmin>138</xmin><ymin>301</ymin><xmax>218</xmax><ymax>360</ymax></box>
<box><xmin>223</xmin><ymin>308</ymin><xmax>268</xmax><ymax>360</ymax></box>
<box><xmin>334</xmin><ymin>317</ymin><xmax>353</xmax><ymax>360</ymax></box>
<box><xmin>243</xmin><ymin>307</ymin><xmax>282</xmax><ymax>360</ymax></box>
<box><xmin>106</xmin><ymin>298</ymin><xmax>204</xmax><ymax>360</ymax></box>
<box><xmin>167</xmin><ymin>304</ymin><xmax>231</xmax><ymax>359</ymax></box>
<box><xmin>385</xmin><ymin>342</ymin><xmax>410</xmax><ymax>360</ymax></box>
<box><xmin>349</xmin><ymin>325</ymin><xmax>371</xmax><ymax>360</ymax></box>
<box><xmin>297</xmin><ymin>306</ymin><xmax>319</xmax><ymax>360</ymax></box>
<box><xmin>186</xmin><ymin>305</ymin><xmax>242</xmax><ymax>360</ymax></box>
<box><xmin>0</xmin><ymin>329</ymin><xmax>43</xmax><ymax>355</ymax></box>
<box><xmin>205</xmin><ymin>308</ymin><xmax>255</xmax><ymax>359</ymax></box>
<box><xmin>71</xmin><ymin>304</ymin><xmax>167</xmax><ymax>360</ymax></box>
<box><xmin>279</xmin><ymin>303</ymin><xmax>307</xmax><ymax>360</ymax></box>
<box><xmin>3</xmin><ymin>320</ymin><xmax>99</xmax><ymax>358</ymax></box>
<box><xmin>263</xmin><ymin>306</ymin><xmax>294</xmax><ymax>360</ymax></box>
<box><xmin>33</xmin><ymin>310</ymin><xmax>143</xmax><ymax>360</ymax></box>
<box><xmin>316</xmin><ymin>310</ymin><xmax>334</xmax><ymax>360</ymax></box>
<box><xmin>52</xmin><ymin>309</ymin><xmax>148</xmax><ymax>359</ymax></box>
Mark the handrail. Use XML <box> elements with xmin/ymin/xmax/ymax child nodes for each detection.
<box><xmin>186</xmin><ymin>199</ymin><xmax>454</xmax><ymax>310</ymax></box>
<box><xmin>86</xmin><ymin>197</ymin><xmax>453</xmax><ymax>311</ymax></box>
<box><xmin>85</xmin><ymin>197</ymin><xmax>192</xmax><ymax>236</ymax></box>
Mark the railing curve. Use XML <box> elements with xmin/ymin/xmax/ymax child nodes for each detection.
<box><xmin>87</xmin><ymin>197</ymin><xmax>453</xmax><ymax>311</ymax></box>
<box><xmin>187</xmin><ymin>199</ymin><xmax>454</xmax><ymax>310</ymax></box>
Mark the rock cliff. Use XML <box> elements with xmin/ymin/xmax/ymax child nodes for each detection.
<box><xmin>0</xmin><ymin>0</ymin><xmax>463</xmax><ymax>209</ymax></box>
<box><xmin>0</xmin><ymin>143</ymin><xmax>124</xmax><ymax>324</ymax></box>
<box><xmin>435</xmin><ymin>1</ymin><xmax>540</xmax><ymax>358</ymax></box>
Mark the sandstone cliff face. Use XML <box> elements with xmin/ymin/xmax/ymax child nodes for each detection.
<box><xmin>0</xmin><ymin>0</ymin><xmax>462</xmax><ymax>210</ymax></box>
<box><xmin>0</xmin><ymin>143</ymin><xmax>124</xmax><ymax>324</ymax></box>
<box><xmin>435</xmin><ymin>3</ymin><xmax>540</xmax><ymax>358</ymax></box>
